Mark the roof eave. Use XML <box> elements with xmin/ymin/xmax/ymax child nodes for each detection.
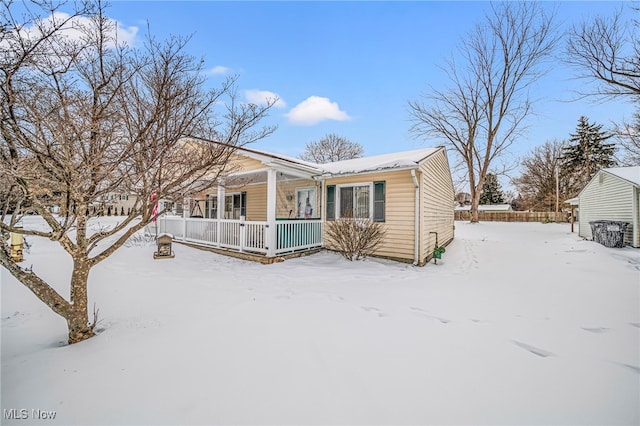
<box><xmin>319</xmin><ymin>164</ymin><xmax>419</xmax><ymax>179</ymax></box>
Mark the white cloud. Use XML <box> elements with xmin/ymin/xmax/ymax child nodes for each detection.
<box><xmin>245</xmin><ymin>90</ymin><xmax>286</xmax><ymax>108</ymax></box>
<box><xmin>286</xmin><ymin>96</ymin><xmax>351</xmax><ymax>126</ymax></box>
<box><xmin>207</xmin><ymin>65</ymin><xmax>231</xmax><ymax>75</ymax></box>
<box><xmin>21</xmin><ymin>12</ymin><xmax>138</xmax><ymax>47</ymax></box>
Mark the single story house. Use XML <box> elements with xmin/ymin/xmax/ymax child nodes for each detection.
<box><xmin>157</xmin><ymin>139</ymin><xmax>455</xmax><ymax>265</ymax></box>
<box><xmin>578</xmin><ymin>166</ymin><xmax>640</xmax><ymax>248</ymax></box>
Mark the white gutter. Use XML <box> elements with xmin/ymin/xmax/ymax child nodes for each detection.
<box><xmin>411</xmin><ymin>169</ymin><xmax>420</xmax><ymax>266</ymax></box>
<box><xmin>317</xmin><ymin>165</ymin><xmax>418</xmax><ymax>179</ymax></box>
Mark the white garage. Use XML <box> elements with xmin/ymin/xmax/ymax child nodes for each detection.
<box><xmin>578</xmin><ymin>166</ymin><xmax>640</xmax><ymax>248</ymax></box>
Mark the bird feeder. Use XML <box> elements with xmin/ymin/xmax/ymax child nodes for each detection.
<box><xmin>154</xmin><ymin>233</ymin><xmax>175</xmax><ymax>259</ymax></box>
<box><xmin>10</xmin><ymin>228</ymin><xmax>24</xmax><ymax>262</ymax></box>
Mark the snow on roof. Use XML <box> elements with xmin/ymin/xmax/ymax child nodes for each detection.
<box><xmin>603</xmin><ymin>166</ymin><xmax>640</xmax><ymax>186</ymax></box>
<box><xmin>564</xmin><ymin>197</ymin><xmax>579</xmax><ymax>206</ymax></box>
<box><xmin>188</xmin><ymin>136</ymin><xmax>443</xmax><ymax>176</ymax></box>
<box><xmin>235</xmin><ymin>145</ymin><xmax>320</xmax><ymax>169</ymax></box>
<box><xmin>454</xmin><ymin>204</ymin><xmax>513</xmax><ymax>212</ymax></box>
<box><xmin>318</xmin><ymin>148</ymin><xmax>440</xmax><ymax>175</ymax></box>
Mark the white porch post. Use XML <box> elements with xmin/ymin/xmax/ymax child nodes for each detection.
<box><xmin>266</xmin><ymin>169</ymin><xmax>277</xmax><ymax>257</ymax></box>
<box><xmin>319</xmin><ymin>179</ymin><xmax>325</xmax><ymax>248</ymax></box>
<box><xmin>182</xmin><ymin>197</ymin><xmax>189</xmax><ymax>241</ymax></box>
<box><xmin>216</xmin><ymin>183</ymin><xmax>224</xmax><ymax>248</ymax></box>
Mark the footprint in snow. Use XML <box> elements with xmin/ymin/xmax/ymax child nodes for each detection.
<box><xmin>361</xmin><ymin>306</ymin><xmax>386</xmax><ymax>318</ymax></box>
<box><xmin>409</xmin><ymin>307</ymin><xmax>451</xmax><ymax>324</ymax></box>
<box><xmin>613</xmin><ymin>362</ymin><xmax>640</xmax><ymax>374</ymax></box>
<box><xmin>582</xmin><ymin>327</ymin><xmax>611</xmax><ymax>333</ymax></box>
<box><xmin>512</xmin><ymin>340</ymin><xmax>554</xmax><ymax>358</ymax></box>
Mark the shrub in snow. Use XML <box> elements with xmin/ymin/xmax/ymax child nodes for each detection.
<box><xmin>324</xmin><ymin>218</ymin><xmax>385</xmax><ymax>261</ymax></box>
<box><xmin>124</xmin><ymin>233</ymin><xmax>157</xmax><ymax>248</ymax></box>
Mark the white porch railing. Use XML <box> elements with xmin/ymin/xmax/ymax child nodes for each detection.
<box><xmin>275</xmin><ymin>219</ymin><xmax>323</xmax><ymax>255</ymax></box>
<box><xmin>149</xmin><ymin>216</ymin><xmax>322</xmax><ymax>256</ymax></box>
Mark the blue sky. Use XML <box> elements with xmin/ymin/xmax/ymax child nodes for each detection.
<box><xmin>103</xmin><ymin>1</ymin><xmax>634</xmax><ymax>186</ymax></box>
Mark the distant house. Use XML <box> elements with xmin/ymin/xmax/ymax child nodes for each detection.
<box><xmin>156</xmin><ymin>139</ymin><xmax>455</xmax><ymax>265</ymax></box>
<box><xmin>454</xmin><ymin>204</ymin><xmax>513</xmax><ymax>212</ymax></box>
<box><xmin>578</xmin><ymin>166</ymin><xmax>640</xmax><ymax>248</ymax></box>
<box><xmin>455</xmin><ymin>192</ymin><xmax>471</xmax><ymax>206</ymax></box>
<box><xmin>94</xmin><ymin>193</ymin><xmax>138</xmax><ymax>215</ymax></box>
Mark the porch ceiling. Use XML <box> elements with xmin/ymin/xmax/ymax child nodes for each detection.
<box><xmin>225</xmin><ymin>169</ymin><xmax>314</xmax><ymax>187</ymax></box>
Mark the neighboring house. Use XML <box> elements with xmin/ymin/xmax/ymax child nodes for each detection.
<box><xmin>455</xmin><ymin>192</ymin><xmax>471</xmax><ymax>207</ymax></box>
<box><xmin>157</xmin><ymin>139</ymin><xmax>455</xmax><ymax>265</ymax></box>
<box><xmin>578</xmin><ymin>166</ymin><xmax>640</xmax><ymax>248</ymax></box>
<box><xmin>454</xmin><ymin>204</ymin><xmax>513</xmax><ymax>212</ymax></box>
<box><xmin>96</xmin><ymin>193</ymin><xmax>138</xmax><ymax>215</ymax></box>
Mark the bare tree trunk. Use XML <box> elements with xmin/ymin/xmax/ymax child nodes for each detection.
<box><xmin>470</xmin><ymin>187</ymin><xmax>482</xmax><ymax>223</ymax></box>
<box><xmin>67</xmin><ymin>257</ymin><xmax>95</xmax><ymax>344</ymax></box>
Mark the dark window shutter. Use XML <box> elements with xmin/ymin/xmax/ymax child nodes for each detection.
<box><xmin>373</xmin><ymin>181</ymin><xmax>385</xmax><ymax>222</ymax></box>
<box><xmin>241</xmin><ymin>192</ymin><xmax>247</xmax><ymax>217</ymax></box>
<box><xmin>326</xmin><ymin>185</ymin><xmax>335</xmax><ymax>221</ymax></box>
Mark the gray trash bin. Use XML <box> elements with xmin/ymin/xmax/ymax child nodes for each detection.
<box><xmin>589</xmin><ymin>220</ymin><xmax>630</xmax><ymax>248</ymax></box>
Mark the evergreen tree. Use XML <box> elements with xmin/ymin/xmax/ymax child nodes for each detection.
<box><xmin>479</xmin><ymin>173</ymin><xmax>505</xmax><ymax>204</ymax></box>
<box><xmin>561</xmin><ymin>116</ymin><xmax>616</xmax><ymax>195</ymax></box>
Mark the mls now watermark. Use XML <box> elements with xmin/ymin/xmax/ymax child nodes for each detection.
<box><xmin>4</xmin><ymin>408</ymin><xmax>57</xmax><ymax>420</ymax></box>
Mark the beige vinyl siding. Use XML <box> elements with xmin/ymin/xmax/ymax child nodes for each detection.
<box><xmin>242</xmin><ymin>183</ymin><xmax>267</xmax><ymax>221</ymax></box>
<box><xmin>325</xmin><ymin>170</ymin><xmax>416</xmax><ymax>262</ymax></box>
<box><xmin>227</xmin><ymin>154</ymin><xmax>266</xmax><ymax>173</ymax></box>
<box><xmin>419</xmin><ymin>148</ymin><xmax>455</xmax><ymax>264</ymax></box>
<box><xmin>579</xmin><ymin>171</ymin><xmax>638</xmax><ymax>247</ymax></box>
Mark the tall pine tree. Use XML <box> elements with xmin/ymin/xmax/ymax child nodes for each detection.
<box><xmin>561</xmin><ymin>116</ymin><xmax>616</xmax><ymax>195</ymax></box>
<box><xmin>479</xmin><ymin>173</ymin><xmax>505</xmax><ymax>204</ymax></box>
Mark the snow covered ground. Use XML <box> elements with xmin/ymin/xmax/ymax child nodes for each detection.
<box><xmin>2</xmin><ymin>218</ymin><xmax>639</xmax><ymax>425</ymax></box>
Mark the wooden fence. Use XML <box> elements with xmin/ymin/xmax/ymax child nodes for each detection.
<box><xmin>454</xmin><ymin>211</ymin><xmax>569</xmax><ymax>222</ymax></box>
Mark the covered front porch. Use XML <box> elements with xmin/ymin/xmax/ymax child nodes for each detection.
<box><xmin>155</xmin><ymin>215</ymin><xmax>323</xmax><ymax>256</ymax></box>
<box><xmin>154</xmin><ymin>152</ymin><xmax>325</xmax><ymax>258</ymax></box>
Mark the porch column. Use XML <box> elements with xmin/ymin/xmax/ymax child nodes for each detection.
<box><xmin>182</xmin><ymin>197</ymin><xmax>189</xmax><ymax>240</ymax></box>
<box><xmin>216</xmin><ymin>183</ymin><xmax>224</xmax><ymax>248</ymax></box>
<box><xmin>266</xmin><ymin>169</ymin><xmax>277</xmax><ymax>257</ymax></box>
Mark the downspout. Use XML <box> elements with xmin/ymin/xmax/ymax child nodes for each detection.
<box><xmin>411</xmin><ymin>169</ymin><xmax>420</xmax><ymax>266</ymax></box>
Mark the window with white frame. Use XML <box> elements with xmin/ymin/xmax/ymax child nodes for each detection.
<box><xmin>207</xmin><ymin>192</ymin><xmax>246</xmax><ymax>219</ymax></box>
<box><xmin>327</xmin><ymin>181</ymin><xmax>385</xmax><ymax>221</ymax></box>
<box><xmin>339</xmin><ymin>184</ymin><xmax>371</xmax><ymax>219</ymax></box>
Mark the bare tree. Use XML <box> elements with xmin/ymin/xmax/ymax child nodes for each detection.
<box><xmin>409</xmin><ymin>1</ymin><xmax>558</xmax><ymax>222</ymax></box>
<box><xmin>614</xmin><ymin>109</ymin><xmax>640</xmax><ymax>166</ymax></box>
<box><xmin>566</xmin><ymin>6</ymin><xmax>640</xmax><ymax>99</ymax></box>
<box><xmin>299</xmin><ymin>133</ymin><xmax>364</xmax><ymax>163</ymax></box>
<box><xmin>0</xmin><ymin>1</ymin><xmax>275</xmax><ymax>344</ymax></box>
<box><xmin>512</xmin><ymin>139</ymin><xmax>573</xmax><ymax>211</ymax></box>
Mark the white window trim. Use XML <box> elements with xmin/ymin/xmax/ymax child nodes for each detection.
<box><xmin>208</xmin><ymin>192</ymin><xmax>242</xmax><ymax>219</ymax></box>
<box><xmin>295</xmin><ymin>186</ymin><xmax>318</xmax><ymax>219</ymax></box>
<box><xmin>335</xmin><ymin>182</ymin><xmax>374</xmax><ymax>220</ymax></box>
